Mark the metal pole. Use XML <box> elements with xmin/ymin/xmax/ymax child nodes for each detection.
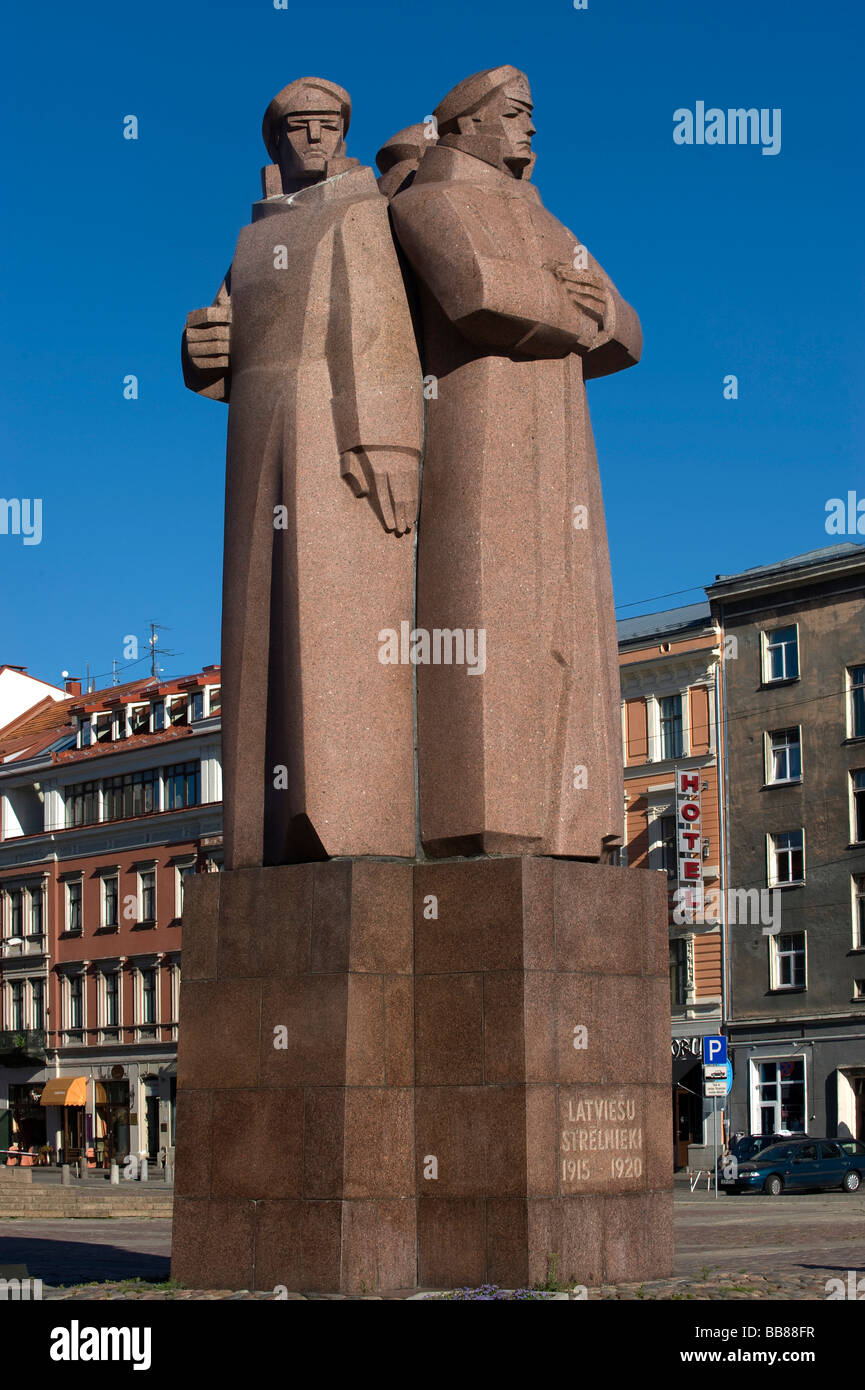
<box><xmin>714</xmin><ymin>1098</ymin><xmax>718</xmax><ymax>1198</ymax></box>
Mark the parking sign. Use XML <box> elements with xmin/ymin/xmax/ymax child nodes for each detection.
<box><xmin>703</xmin><ymin>1035</ymin><xmax>727</xmax><ymax>1066</ymax></box>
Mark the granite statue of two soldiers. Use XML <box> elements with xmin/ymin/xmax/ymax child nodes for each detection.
<box><xmin>182</xmin><ymin>67</ymin><xmax>642</xmax><ymax>871</ymax></box>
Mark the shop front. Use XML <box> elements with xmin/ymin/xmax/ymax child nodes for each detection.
<box><xmin>95</xmin><ymin>1080</ymin><xmax>130</xmax><ymax>1166</ymax></box>
<box><xmin>40</xmin><ymin>1077</ymin><xmax>106</xmax><ymax>1164</ymax></box>
<box><xmin>7</xmin><ymin>1084</ymin><xmax>47</xmax><ymax>1158</ymax></box>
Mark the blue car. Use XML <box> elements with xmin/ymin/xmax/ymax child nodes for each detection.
<box><xmin>721</xmin><ymin>1137</ymin><xmax>865</xmax><ymax>1195</ymax></box>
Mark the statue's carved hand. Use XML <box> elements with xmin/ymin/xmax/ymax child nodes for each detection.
<box><xmin>547</xmin><ymin>265</ymin><xmax>610</xmax><ymax>337</ymax></box>
<box><xmin>340</xmin><ymin>448</ymin><xmax>419</xmax><ymax>536</ymax></box>
<box><xmin>184</xmin><ymin>305</ymin><xmax>232</xmax><ymax>372</ymax></box>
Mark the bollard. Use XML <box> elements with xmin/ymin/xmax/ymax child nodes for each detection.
<box><xmin>164</xmin><ymin>1161</ymin><xmax>173</xmax><ymax>1185</ymax></box>
<box><xmin>61</xmin><ymin>1164</ymin><xmax>71</xmax><ymax>1186</ymax></box>
<box><xmin>140</xmin><ymin>1159</ymin><xmax>148</xmax><ymax>1183</ymax></box>
<box><xmin>110</xmin><ymin>1161</ymin><xmax>119</xmax><ymax>1185</ymax></box>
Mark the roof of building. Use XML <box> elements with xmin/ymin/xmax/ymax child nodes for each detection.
<box><xmin>617</xmin><ymin>601</ymin><xmax>713</xmax><ymax>646</ymax></box>
<box><xmin>709</xmin><ymin>541</ymin><xmax>865</xmax><ymax>590</ymax></box>
<box><xmin>0</xmin><ymin>666</ymin><xmax>221</xmax><ymax>768</ymax></box>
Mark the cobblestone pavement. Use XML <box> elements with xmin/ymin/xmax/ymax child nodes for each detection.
<box><xmin>3</xmin><ymin>1190</ymin><xmax>863</xmax><ymax>1300</ymax></box>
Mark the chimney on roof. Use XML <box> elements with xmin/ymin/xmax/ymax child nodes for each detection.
<box><xmin>64</xmin><ymin>676</ymin><xmax>82</xmax><ymax>696</ymax></box>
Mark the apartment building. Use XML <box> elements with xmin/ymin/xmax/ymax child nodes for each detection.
<box><xmin>0</xmin><ymin>666</ymin><xmax>222</xmax><ymax>1165</ymax></box>
<box><xmin>707</xmin><ymin>543</ymin><xmax>865</xmax><ymax>1140</ymax></box>
<box><xmin>618</xmin><ymin>603</ymin><xmax>726</xmax><ymax>1168</ymax></box>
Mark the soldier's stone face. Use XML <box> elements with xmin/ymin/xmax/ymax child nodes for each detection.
<box><xmin>278</xmin><ymin>112</ymin><xmax>343</xmax><ymax>180</ymax></box>
<box><xmin>481</xmin><ymin>86</ymin><xmax>535</xmax><ymax>174</ymax></box>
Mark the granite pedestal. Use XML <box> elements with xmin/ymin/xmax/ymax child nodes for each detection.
<box><xmin>171</xmin><ymin>858</ymin><xmax>672</xmax><ymax>1292</ymax></box>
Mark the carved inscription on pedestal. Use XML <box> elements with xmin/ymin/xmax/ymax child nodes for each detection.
<box><xmin>559</xmin><ymin>1086</ymin><xmax>646</xmax><ymax>1193</ymax></box>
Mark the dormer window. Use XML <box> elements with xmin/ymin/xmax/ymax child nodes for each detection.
<box><xmin>166</xmin><ymin>697</ymin><xmax>188</xmax><ymax>728</ymax></box>
<box><xmin>93</xmin><ymin>713</ymin><xmax>112</xmax><ymax>744</ymax></box>
<box><xmin>113</xmin><ymin>708</ymin><xmax>128</xmax><ymax>740</ymax></box>
<box><xmin>151</xmin><ymin>701</ymin><xmax>165</xmax><ymax>732</ymax></box>
<box><xmin>208</xmin><ymin>686</ymin><xmax>222</xmax><ymax>716</ymax></box>
<box><xmin>129</xmin><ymin>703</ymin><xmax>149</xmax><ymax>735</ymax></box>
<box><xmin>191</xmin><ymin>690</ymin><xmax>205</xmax><ymax>722</ymax></box>
<box><xmin>78</xmin><ymin>718</ymin><xmax>91</xmax><ymax>749</ymax></box>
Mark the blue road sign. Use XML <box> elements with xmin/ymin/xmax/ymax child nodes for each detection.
<box><xmin>703</xmin><ymin>1035</ymin><xmax>727</xmax><ymax>1066</ymax></box>
<box><xmin>724</xmin><ymin>1060</ymin><xmax>733</xmax><ymax>1095</ymax></box>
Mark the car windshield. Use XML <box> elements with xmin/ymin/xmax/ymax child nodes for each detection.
<box><xmin>751</xmin><ymin>1145</ymin><xmax>793</xmax><ymax>1162</ymax></box>
<box><xmin>839</xmin><ymin>1139</ymin><xmax>865</xmax><ymax>1155</ymax></box>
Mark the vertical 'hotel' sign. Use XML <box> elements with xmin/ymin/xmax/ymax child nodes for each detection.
<box><xmin>676</xmin><ymin>770</ymin><xmax>703</xmax><ymax>922</ymax></box>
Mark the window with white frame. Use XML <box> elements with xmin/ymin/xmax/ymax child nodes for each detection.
<box><xmin>191</xmin><ymin>689</ymin><xmax>205</xmax><ymax>722</ymax></box>
<box><xmin>166</xmin><ymin>696</ymin><xmax>188</xmax><ymax>728</ymax></box>
<box><xmin>129</xmin><ymin>703</ymin><xmax>149</xmax><ymax>736</ymax></box>
<box><xmin>101</xmin><ymin>874</ymin><xmax>119</xmax><ymax>928</ymax></box>
<box><xmin>31</xmin><ymin>977</ymin><xmax>45</xmax><ymax>1030</ymax></box>
<box><xmin>767</xmin><ymin>728</ymin><xmax>802</xmax><ymax>784</ymax></box>
<box><xmin>771</xmin><ymin>933</ymin><xmax>806</xmax><ymax>990</ymax></box>
<box><xmin>669</xmin><ymin>939</ymin><xmax>687</xmax><ymax>1007</ymax></box>
<box><xmin>754</xmin><ymin>1057</ymin><xmax>805</xmax><ymax>1133</ymax></box>
<box><xmin>150</xmin><ymin>700</ymin><xmax>165</xmax><ymax>732</ymax></box>
<box><xmin>138</xmin><ymin>869</ymin><xmax>156</xmax><ymax>923</ymax></box>
<box><xmin>849</xmin><ymin>665</ymin><xmax>865</xmax><ymax>739</ymax></box>
<box><xmin>763</xmin><ymin>625</ymin><xmax>799</xmax><ymax>683</ymax></box>
<box><xmin>169</xmin><ymin>964</ymin><xmax>180</xmax><ymax>1023</ymax></box>
<box><xmin>208</xmin><ymin>685</ymin><xmax>221</xmax><ymax>716</ymax></box>
<box><xmin>768</xmin><ymin>830</ymin><xmax>804</xmax><ymax>885</ymax></box>
<box><xmin>9</xmin><ymin>980</ymin><xmax>25</xmax><ymax>1030</ymax></box>
<box><xmin>65</xmin><ymin>878</ymin><xmax>83</xmax><ymax>933</ymax></box>
<box><xmin>66</xmin><ymin>973</ymin><xmax>84</xmax><ymax>1030</ymax></box>
<box><xmin>659</xmin><ymin>694</ymin><xmax>684</xmax><ymax>760</ymax></box>
<box><xmin>137</xmin><ymin>967</ymin><xmax>157</xmax><ymax>1027</ymax></box>
<box><xmin>77</xmin><ymin>717</ymin><xmax>91</xmax><ymax>749</ymax></box>
<box><xmin>28</xmin><ymin>884</ymin><xmax>43</xmax><ymax>938</ymax></box>
<box><xmin>851</xmin><ymin>770</ymin><xmax>865</xmax><ymax>843</ymax></box>
<box><xmin>99</xmin><ymin>969</ymin><xmax>120</xmax><ymax>1030</ymax></box>
<box><xmin>854</xmin><ymin>875</ymin><xmax>865</xmax><ymax>950</ymax></box>
<box><xmin>9</xmin><ymin>888</ymin><xmax>23</xmax><ymax>938</ymax></box>
<box><xmin>175</xmin><ymin>861</ymin><xmax>195</xmax><ymax>918</ymax></box>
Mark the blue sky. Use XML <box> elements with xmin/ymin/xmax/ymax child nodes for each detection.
<box><xmin>1</xmin><ymin>0</ymin><xmax>862</xmax><ymax>690</ymax></box>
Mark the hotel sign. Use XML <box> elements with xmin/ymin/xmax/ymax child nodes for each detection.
<box><xmin>676</xmin><ymin>769</ymin><xmax>703</xmax><ymax>923</ymax></box>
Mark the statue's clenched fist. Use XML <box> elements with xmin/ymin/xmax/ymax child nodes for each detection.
<box><xmin>184</xmin><ymin>304</ymin><xmax>232</xmax><ymax>372</ymax></box>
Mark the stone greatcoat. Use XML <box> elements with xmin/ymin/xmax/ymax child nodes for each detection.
<box><xmin>184</xmin><ymin>165</ymin><xmax>423</xmax><ymax>866</ymax></box>
<box><xmin>391</xmin><ymin>144</ymin><xmax>641</xmax><ymax>858</ymax></box>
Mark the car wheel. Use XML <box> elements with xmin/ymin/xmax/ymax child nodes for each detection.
<box><xmin>842</xmin><ymin>1170</ymin><xmax>861</xmax><ymax>1192</ymax></box>
<box><xmin>763</xmin><ymin>1174</ymin><xmax>783</xmax><ymax>1196</ymax></box>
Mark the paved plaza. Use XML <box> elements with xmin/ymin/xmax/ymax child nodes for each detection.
<box><xmin>1</xmin><ymin>1189</ymin><xmax>862</xmax><ymax>1299</ymax></box>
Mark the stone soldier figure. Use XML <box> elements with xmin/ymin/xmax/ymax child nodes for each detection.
<box><xmin>390</xmin><ymin>66</ymin><xmax>642</xmax><ymax>859</ymax></box>
<box><xmin>182</xmin><ymin>78</ymin><xmax>423</xmax><ymax>868</ymax></box>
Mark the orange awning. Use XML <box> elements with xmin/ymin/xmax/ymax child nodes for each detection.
<box><xmin>40</xmin><ymin>1077</ymin><xmax>106</xmax><ymax>1107</ymax></box>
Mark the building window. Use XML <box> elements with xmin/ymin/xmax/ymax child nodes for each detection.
<box><xmin>669</xmin><ymin>939</ymin><xmax>687</xmax><ymax>1007</ymax></box>
<box><xmin>151</xmin><ymin>701</ymin><xmax>165</xmax><ymax>732</ymax></box>
<box><xmin>852</xmin><ymin>770</ymin><xmax>865</xmax><ymax>844</ymax></box>
<box><xmin>140</xmin><ymin>968</ymin><xmax>157</xmax><ymax>1025</ymax></box>
<box><xmin>767</xmin><ymin>728</ymin><xmax>802</xmax><ymax>784</ymax></box>
<box><xmin>10</xmin><ymin>981</ymin><xmax>25</xmax><ymax>1031</ymax></box>
<box><xmin>138</xmin><ymin>870</ymin><xmax>156</xmax><ymax>923</ymax></box>
<box><xmin>208</xmin><ymin>686</ymin><xmax>222</xmax><ymax>716</ymax></box>
<box><xmin>169</xmin><ymin>965</ymin><xmax>180</xmax><ymax>1023</ymax></box>
<box><xmin>176</xmin><ymin>862</ymin><xmax>195</xmax><ymax>918</ymax></box>
<box><xmin>77</xmin><ymin>717</ymin><xmax>91</xmax><ymax>749</ymax></box>
<box><xmin>849</xmin><ymin>665</ymin><xmax>865</xmax><ymax>739</ymax></box>
<box><xmin>113</xmin><ymin>709</ymin><xmax>128</xmax><ymax>740</ymax></box>
<box><xmin>763</xmin><ymin>626</ymin><xmax>799</xmax><ymax>682</ymax></box>
<box><xmin>102</xmin><ymin>971</ymin><xmax>119</xmax><ymax>1028</ymax></box>
<box><xmin>165</xmin><ymin>761</ymin><xmax>201</xmax><ymax>811</ymax></box>
<box><xmin>10</xmin><ymin>889</ymin><xmax>23</xmax><ymax>937</ymax></box>
<box><xmin>854</xmin><ymin>876</ymin><xmax>865</xmax><ymax>950</ymax></box>
<box><xmin>191</xmin><ymin>690</ymin><xmax>205</xmax><ymax>722</ymax></box>
<box><xmin>660</xmin><ymin>814</ymin><xmax>677</xmax><ymax>878</ymax></box>
<box><xmin>129</xmin><ymin>703</ymin><xmax>149</xmax><ymax>735</ymax></box>
<box><xmin>854</xmin><ymin>979</ymin><xmax>865</xmax><ymax>1000</ymax></box>
<box><xmin>659</xmin><ymin>695</ymin><xmax>684</xmax><ymax>760</ymax></box>
<box><xmin>66</xmin><ymin>880</ymin><xmax>83</xmax><ymax>933</ymax></box>
<box><xmin>31</xmin><ymin>977</ymin><xmax>45</xmax><ymax>1030</ymax></box>
<box><xmin>93</xmin><ymin>713</ymin><xmax>112</xmax><ymax>744</ymax></box>
<box><xmin>102</xmin><ymin>875</ymin><xmax>119</xmax><ymax>928</ymax></box>
<box><xmin>769</xmin><ymin>830</ymin><xmax>804</xmax><ymax>886</ymax></box>
<box><xmin>166</xmin><ymin>697</ymin><xmax>188</xmax><ymax>728</ymax></box>
<box><xmin>756</xmin><ymin>1058</ymin><xmax>805</xmax><ymax>1133</ymax></box>
<box><xmin>103</xmin><ymin>770</ymin><xmax>158</xmax><ymax>822</ymax></box>
<box><xmin>68</xmin><ymin>974</ymin><xmax>83</xmax><ymax>1029</ymax></box>
<box><xmin>29</xmin><ymin>886</ymin><xmax>43</xmax><ymax>938</ymax></box>
<box><xmin>771</xmin><ymin>932</ymin><xmax>806</xmax><ymax>990</ymax></box>
<box><xmin>65</xmin><ymin>781</ymin><xmax>98</xmax><ymax>828</ymax></box>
